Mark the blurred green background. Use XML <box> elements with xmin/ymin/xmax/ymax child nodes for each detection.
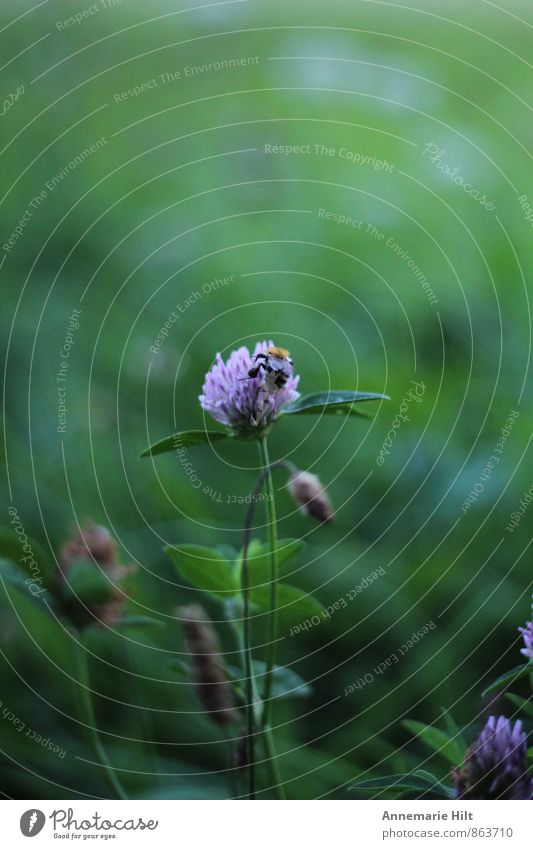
<box><xmin>1</xmin><ymin>0</ymin><xmax>532</xmax><ymax>799</ymax></box>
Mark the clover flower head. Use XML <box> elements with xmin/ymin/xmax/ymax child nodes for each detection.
<box><xmin>453</xmin><ymin>715</ymin><xmax>532</xmax><ymax>800</ymax></box>
<box><xmin>519</xmin><ymin>619</ymin><xmax>533</xmax><ymax>660</ymax></box>
<box><xmin>519</xmin><ymin>597</ymin><xmax>533</xmax><ymax>660</ymax></box>
<box><xmin>59</xmin><ymin>522</ymin><xmax>134</xmax><ymax>628</ymax></box>
<box><xmin>199</xmin><ymin>340</ymin><xmax>300</xmax><ymax>435</ymax></box>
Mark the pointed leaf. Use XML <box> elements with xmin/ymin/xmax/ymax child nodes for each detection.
<box><xmin>141</xmin><ymin>429</ymin><xmax>229</xmax><ymax>458</ymax></box>
<box><xmin>403</xmin><ymin>720</ymin><xmax>464</xmax><ymax>766</ymax></box>
<box><xmin>251</xmin><ymin>582</ymin><xmax>322</xmax><ymax>626</ymax></box>
<box><xmin>282</xmin><ymin>391</ymin><xmax>388</xmax><ymax>418</ymax></box>
<box><xmin>349</xmin><ymin>771</ymin><xmax>453</xmax><ymax>798</ymax></box>
<box><xmin>240</xmin><ymin>538</ymin><xmax>305</xmax><ymax>587</ymax></box>
<box><xmin>166</xmin><ymin>544</ymin><xmax>239</xmax><ymax>598</ymax></box>
<box><xmin>227</xmin><ymin>660</ymin><xmax>312</xmax><ymax>699</ymax></box>
<box><xmin>441</xmin><ymin>706</ymin><xmax>467</xmax><ymax>751</ymax></box>
<box><xmin>258</xmin><ymin>662</ymin><xmax>312</xmax><ymax>699</ymax></box>
<box><xmin>412</xmin><ymin>770</ymin><xmax>455</xmax><ymax>799</ymax></box>
<box><xmin>505</xmin><ymin>693</ymin><xmax>533</xmax><ymax>718</ymax></box>
<box><xmin>348</xmin><ymin>774</ymin><xmax>434</xmax><ymax>793</ymax></box>
<box><xmin>481</xmin><ymin>663</ymin><xmax>533</xmax><ymax>698</ymax></box>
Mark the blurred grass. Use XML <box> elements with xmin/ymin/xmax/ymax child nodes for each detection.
<box><xmin>1</xmin><ymin>0</ymin><xmax>532</xmax><ymax>798</ymax></box>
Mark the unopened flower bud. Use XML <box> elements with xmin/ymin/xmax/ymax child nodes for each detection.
<box><xmin>61</xmin><ymin>523</ymin><xmax>116</xmax><ymax>570</ymax></box>
<box><xmin>288</xmin><ymin>470</ymin><xmax>333</xmax><ymax>523</ymax></box>
<box><xmin>179</xmin><ymin>605</ymin><xmax>237</xmax><ymax>727</ymax></box>
<box><xmin>58</xmin><ymin>522</ymin><xmax>133</xmax><ymax>628</ymax></box>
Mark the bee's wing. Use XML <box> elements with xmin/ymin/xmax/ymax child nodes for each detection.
<box><xmin>270</xmin><ymin>357</ymin><xmax>294</xmax><ymax>377</ymax></box>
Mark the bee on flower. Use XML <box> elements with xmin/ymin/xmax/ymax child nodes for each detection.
<box><xmin>199</xmin><ymin>340</ymin><xmax>300</xmax><ymax>434</ymax></box>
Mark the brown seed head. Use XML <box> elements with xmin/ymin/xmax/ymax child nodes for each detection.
<box><xmin>179</xmin><ymin>604</ymin><xmax>236</xmax><ymax>727</ymax></box>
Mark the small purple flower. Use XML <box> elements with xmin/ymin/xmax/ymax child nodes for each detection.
<box><xmin>519</xmin><ymin>616</ymin><xmax>533</xmax><ymax>660</ymax></box>
<box><xmin>199</xmin><ymin>341</ymin><xmax>300</xmax><ymax>436</ymax></box>
<box><xmin>519</xmin><ymin>621</ymin><xmax>533</xmax><ymax>660</ymax></box>
<box><xmin>453</xmin><ymin>716</ymin><xmax>532</xmax><ymax>800</ymax></box>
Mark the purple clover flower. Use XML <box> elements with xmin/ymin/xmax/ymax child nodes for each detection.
<box><xmin>454</xmin><ymin>716</ymin><xmax>532</xmax><ymax>800</ymax></box>
<box><xmin>519</xmin><ymin>618</ymin><xmax>533</xmax><ymax>661</ymax></box>
<box><xmin>199</xmin><ymin>340</ymin><xmax>300</xmax><ymax>436</ymax></box>
<box><xmin>517</xmin><ymin>596</ymin><xmax>533</xmax><ymax>659</ymax></box>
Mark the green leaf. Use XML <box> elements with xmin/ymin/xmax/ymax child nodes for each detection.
<box><xmin>411</xmin><ymin>770</ymin><xmax>455</xmax><ymax>799</ymax></box>
<box><xmin>61</xmin><ymin>558</ymin><xmax>116</xmax><ymax>606</ymax></box>
<box><xmin>441</xmin><ymin>706</ymin><xmax>467</xmax><ymax>751</ymax></box>
<box><xmin>349</xmin><ymin>771</ymin><xmax>453</xmax><ymax>798</ymax></box>
<box><xmin>141</xmin><ymin>429</ymin><xmax>229</xmax><ymax>458</ymax></box>
<box><xmin>166</xmin><ymin>544</ymin><xmax>239</xmax><ymax>598</ymax></box>
<box><xmin>481</xmin><ymin>663</ymin><xmax>533</xmax><ymax>697</ymax></box>
<box><xmin>167</xmin><ymin>659</ymin><xmax>190</xmax><ymax>678</ymax></box>
<box><xmin>227</xmin><ymin>661</ymin><xmax>312</xmax><ymax>700</ymax></box>
<box><xmin>403</xmin><ymin>720</ymin><xmax>464</xmax><ymax>766</ymax></box>
<box><xmin>240</xmin><ymin>538</ymin><xmax>306</xmax><ymax>587</ymax></box>
<box><xmin>250</xmin><ymin>582</ymin><xmax>322</xmax><ymax>625</ymax></box>
<box><xmin>0</xmin><ymin>561</ymin><xmax>53</xmax><ymax>607</ymax></box>
<box><xmin>505</xmin><ymin>692</ymin><xmax>533</xmax><ymax>718</ymax></box>
<box><xmin>0</xmin><ymin>529</ymin><xmax>54</xmax><ymax>587</ymax></box>
<box><xmin>116</xmin><ymin>615</ymin><xmax>165</xmax><ymax>630</ymax></box>
<box><xmin>257</xmin><ymin>662</ymin><xmax>312</xmax><ymax>699</ymax></box>
<box><xmin>215</xmin><ymin>544</ymin><xmax>238</xmax><ymax>561</ymax></box>
<box><xmin>282</xmin><ymin>391</ymin><xmax>388</xmax><ymax>418</ymax></box>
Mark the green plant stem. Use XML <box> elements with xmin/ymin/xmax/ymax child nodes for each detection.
<box><xmin>257</xmin><ymin>437</ymin><xmax>286</xmax><ymax>800</ymax></box>
<box><xmin>240</xmin><ymin>537</ymin><xmax>257</xmax><ymax>799</ymax></box>
<box><xmin>262</xmin><ymin>724</ymin><xmax>286</xmax><ymax>797</ymax></box>
<box><xmin>258</xmin><ymin>437</ymin><xmax>278</xmax><ymax>721</ymax></box>
<box><xmin>241</xmin><ymin>454</ymin><xmax>292</xmax><ymax>799</ymax></box>
<box><xmin>76</xmin><ymin>633</ymin><xmax>128</xmax><ymax>800</ymax></box>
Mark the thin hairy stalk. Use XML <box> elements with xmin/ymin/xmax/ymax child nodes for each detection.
<box><xmin>239</xmin><ymin>446</ymin><xmax>288</xmax><ymax>799</ymax></box>
<box><xmin>240</xmin><ymin>544</ymin><xmax>256</xmax><ymax>799</ymax></box>
<box><xmin>258</xmin><ymin>437</ymin><xmax>278</xmax><ymax>722</ymax></box>
<box><xmin>77</xmin><ymin>634</ymin><xmax>128</xmax><ymax>800</ymax></box>
<box><xmin>262</xmin><ymin>724</ymin><xmax>286</xmax><ymax>796</ymax></box>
